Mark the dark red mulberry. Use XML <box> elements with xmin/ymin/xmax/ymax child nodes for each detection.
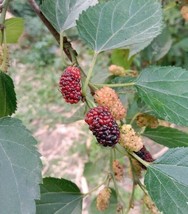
<box><xmin>59</xmin><ymin>66</ymin><xmax>82</xmax><ymax>104</ymax></box>
<box><xmin>85</xmin><ymin>106</ymin><xmax>120</xmax><ymax>147</ymax></box>
<box><xmin>135</xmin><ymin>146</ymin><xmax>154</xmax><ymax>164</ymax></box>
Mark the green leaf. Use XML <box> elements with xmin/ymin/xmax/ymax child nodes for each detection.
<box><xmin>143</xmin><ymin>126</ymin><xmax>188</xmax><ymax>148</ymax></box>
<box><xmin>135</xmin><ymin>66</ymin><xmax>188</xmax><ymax>126</ymax></box>
<box><xmin>0</xmin><ymin>117</ymin><xmax>42</xmax><ymax>214</ymax></box>
<box><xmin>176</xmin><ymin>38</ymin><xmax>188</xmax><ymax>52</ymax></box>
<box><xmin>0</xmin><ymin>71</ymin><xmax>17</xmax><ymax>117</ymax></box>
<box><xmin>143</xmin><ymin>27</ymin><xmax>172</xmax><ymax>62</ymax></box>
<box><xmin>77</xmin><ymin>0</ymin><xmax>163</xmax><ymax>56</ymax></box>
<box><xmin>40</xmin><ymin>0</ymin><xmax>59</xmax><ymax>31</ymax></box>
<box><xmin>89</xmin><ymin>188</ymin><xmax>117</xmax><ymax>214</ymax></box>
<box><xmin>145</xmin><ymin>148</ymin><xmax>188</xmax><ymax>214</ymax></box>
<box><xmin>0</xmin><ymin>18</ymin><xmax>24</xmax><ymax>44</ymax></box>
<box><xmin>36</xmin><ymin>177</ymin><xmax>83</xmax><ymax>214</ymax></box>
<box><xmin>41</xmin><ymin>0</ymin><xmax>98</xmax><ymax>32</ymax></box>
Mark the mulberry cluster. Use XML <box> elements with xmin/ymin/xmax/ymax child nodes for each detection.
<box><xmin>136</xmin><ymin>113</ymin><xmax>159</xmax><ymax>128</ymax></box>
<box><xmin>119</xmin><ymin>124</ymin><xmax>143</xmax><ymax>152</ymax></box>
<box><xmin>96</xmin><ymin>187</ymin><xmax>111</xmax><ymax>211</ymax></box>
<box><xmin>94</xmin><ymin>86</ymin><xmax>126</xmax><ymax>120</ymax></box>
<box><xmin>112</xmin><ymin>160</ymin><xmax>124</xmax><ymax>181</ymax></box>
<box><xmin>59</xmin><ymin>66</ymin><xmax>82</xmax><ymax>104</ymax></box>
<box><xmin>85</xmin><ymin>106</ymin><xmax>120</xmax><ymax>147</ymax></box>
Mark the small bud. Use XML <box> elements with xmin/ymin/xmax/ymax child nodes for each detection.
<box><xmin>116</xmin><ymin>203</ymin><xmax>124</xmax><ymax>213</ymax></box>
<box><xmin>112</xmin><ymin>160</ymin><xmax>124</xmax><ymax>181</ymax></box>
<box><xmin>109</xmin><ymin>65</ymin><xmax>138</xmax><ymax>77</ymax></box>
<box><xmin>96</xmin><ymin>187</ymin><xmax>111</xmax><ymax>211</ymax></box>
<box><xmin>109</xmin><ymin>64</ymin><xmax>126</xmax><ymax>76</ymax></box>
<box><xmin>136</xmin><ymin>113</ymin><xmax>159</xmax><ymax>128</ymax></box>
<box><xmin>144</xmin><ymin>195</ymin><xmax>160</xmax><ymax>214</ymax></box>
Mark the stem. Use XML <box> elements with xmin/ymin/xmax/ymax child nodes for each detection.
<box><xmin>0</xmin><ymin>0</ymin><xmax>10</xmax><ymax>45</ymax></box>
<box><xmin>0</xmin><ymin>0</ymin><xmax>6</xmax><ymax>8</ymax></box>
<box><xmin>128</xmin><ymin>158</ymin><xmax>136</xmax><ymax>210</ymax></box>
<box><xmin>28</xmin><ymin>0</ymin><xmax>59</xmax><ymax>42</ymax></box>
<box><xmin>129</xmin><ymin>151</ymin><xmax>149</xmax><ymax>168</ymax></box>
<box><xmin>110</xmin><ymin>149</ymin><xmax>124</xmax><ymax>211</ymax></box>
<box><xmin>130</xmin><ymin>112</ymin><xmax>140</xmax><ymax>125</ymax></box>
<box><xmin>85</xmin><ymin>98</ymin><xmax>95</xmax><ymax>109</ymax></box>
<box><xmin>93</xmin><ymin>82</ymin><xmax>135</xmax><ymax>88</ymax></box>
<box><xmin>60</xmin><ymin>31</ymin><xmax>68</xmax><ymax>66</ymax></box>
<box><xmin>83</xmin><ymin>174</ymin><xmax>110</xmax><ymax>196</ymax></box>
<box><xmin>115</xmin><ymin>144</ymin><xmax>128</xmax><ymax>157</ymax></box>
<box><xmin>0</xmin><ymin>0</ymin><xmax>9</xmax><ymax>25</ymax></box>
<box><xmin>83</xmin><ymin>52</ymin><xmax>98</xmax><ymax>96</ymax></box>
<box><xmin>137</xmin><ymin>179</ymin><xmax>147</xmax><ymax>195</ymax></box>
<box><xmin>115</xmin><ymin>145</ymin><xmax>149</xmax><ymax>168</ymax></box>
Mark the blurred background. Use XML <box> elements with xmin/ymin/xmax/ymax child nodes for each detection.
<box><xmin>8</xmin><ymin>0</ymin><xmax>188</xmax><ymax>213</ymax></box>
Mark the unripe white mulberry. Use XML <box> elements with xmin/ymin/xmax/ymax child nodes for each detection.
<box><xmin>119</xmin><ymin>124</ymin><xmax>143</xmax><ymax>152</ymax></box>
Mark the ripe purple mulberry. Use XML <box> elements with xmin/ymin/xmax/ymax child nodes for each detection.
<box><xmin>85</xmin><ymin>106</ymin><xmax>120</xmax><ymax>147</ymax></box>
<box><xmin>59</xmin><ymin>66</ymin><xmax>82</xmax><ymax>104</ymax></box>
<box><xmin>135</xmin><ymin>146</ymin><xmax>154</xmax><ymax>163</ymax></box>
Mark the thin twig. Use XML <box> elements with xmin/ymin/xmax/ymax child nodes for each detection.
<box><xmin>27</xmin><ymin>0</ymin><xmax>77</xmax><ymax>62</ymax></box>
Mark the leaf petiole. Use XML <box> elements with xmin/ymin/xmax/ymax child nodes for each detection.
<box><xmin>129</xmin><ymin>151</ymin><xmax>150</xmax><ymax>168</ymax></box>
<box><xmin>83</xmin><ymin>52</ymin><xmax>98</xmax><ymax>96</ymax></box>
<box><xmin>93</xmin><ymin>82</ymin><xmax>135</xmax><ymax>88</ymax></box>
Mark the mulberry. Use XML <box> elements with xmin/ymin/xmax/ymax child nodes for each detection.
<box><xmin>136</xmin><ymin>113</ymin><xmax>159</xmax><ymax>128</ymax></box>
<box><xmin>109</xmin><ymin>65</ymin><xmax>138</xmax><ymax>77</ymax></box>
<box><xmin>85</xmin><ymin>106</ymin><xmax>120</xmax><ymax>147</ymax></box>
<box><xmin>94</xmin><ymin>86</ymin><xmax>126</xmax><ymax>120</ymax></box>
<box><xmin>96</xmin><ymin>187</ymin><xmax>111</xmax><ymax>211</ymax></box>
<box><xmin>119</xmin><ymin>124</ymin><xmax>143</xmax><ymax>152</ymax></box>
<box><xmin>0</xmin><ymin>45</ymin><xmax>9</xmax><ymax>72</ymax></box>
<box><xmin>59</xmin><ymin>66</ymin><xmax>82</xmax><ymax>104</ymax></box>
<box><xmin>109</xmin><ymin>65</ymin><xmax>126</xmax><ymax>76</ymax></box>
<box><xmin>181</xmin><ymin>6</ymin><xmax>188</xmax><ymax>21</ymax></box>
<box><xmin>135</xmin><ymin>145</ymin><xmax>154</xmax><ymax>163</ymax></box>
<box><xmin>143</xmin><ymin>195</ymin><xmax>160</xmax><ymax>214</ymax></box>
<box><xmin>112</xmin><ymin>160</ymin><xmax>124</xmax><ymax>181</ymax></box>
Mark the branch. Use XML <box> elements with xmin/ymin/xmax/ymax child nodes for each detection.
<box><xmin>27</xmin><ymin>0</ymin><xmax>77</xmax><ymax>62</ymax></box>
